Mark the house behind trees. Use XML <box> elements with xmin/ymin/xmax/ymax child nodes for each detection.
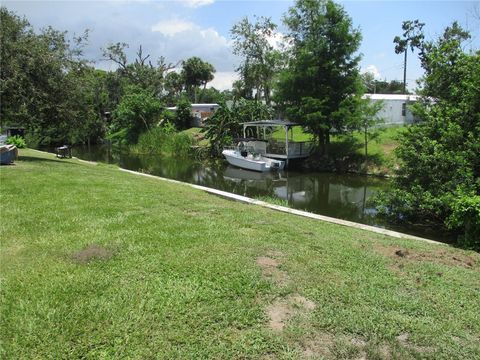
<box><xmin>363</xmin><ymin>94</ymin><xmax>420</xmax><ymax>126</ymax></box>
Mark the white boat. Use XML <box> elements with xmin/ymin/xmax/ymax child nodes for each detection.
<box><xmin>222</xmin><ymin>149</ymin><xmax>285</xmax><ymax>172</ymax></box>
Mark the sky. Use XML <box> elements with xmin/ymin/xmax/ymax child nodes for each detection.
<box><xmin>3</xmin><ymin>0</ymin><xmax>479</xmax><ymax>91</ymax></box>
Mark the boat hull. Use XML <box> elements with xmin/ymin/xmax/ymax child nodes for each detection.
<box><xmin>222</xmin><ymin>149</ymin><xmax>284</xmax><ymax>172</ymax></box>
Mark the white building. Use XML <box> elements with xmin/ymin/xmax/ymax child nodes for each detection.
<box><xmin>363</xmin><ymin>94</ymin><xmax>421</xmax><ymax>126</ymax></box>
<box><xmin>166</xmin><ymin>103</ymin><xmax>220</xmax><ymax>127</ymax></box>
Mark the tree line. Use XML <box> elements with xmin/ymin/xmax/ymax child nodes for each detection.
<box><xmin>0</xmin><ymin>7</ymin><xmax>224</xmax><ymax>146</ymax></box>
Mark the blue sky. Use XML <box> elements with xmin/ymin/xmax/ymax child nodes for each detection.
<box><xmin>4</xmin><ymin>0</ymin><xmax>479</xmax><ymax>90</ymax></box>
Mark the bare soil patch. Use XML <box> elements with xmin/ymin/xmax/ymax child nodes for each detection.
<box><xmin>372</xmin><ymin>244</ymin><xmax>478</xmax><ymax>270</ymax></box>
<box><xmin>266</xmin><ymin>294</ymin><xmax>316</xmax><ymax>332</ymax></box>
<box><xmin>72</xmin><ymin>244</ymin><xmax>113</xmax><ymax>263</ymax></box>
<box><xmin>302</xmin><ymin>332</ymin><xmax>335</xmax><ymax>358</ymax></box>
<box><xmin>256</xmin><ymin>255</ymin><xmax>290</xmax><ymax>286</ymax></box>
<box><xmin>266</xmin><ymin>299</ymin><xmax>292</xmax><ymax>331</ymax></box>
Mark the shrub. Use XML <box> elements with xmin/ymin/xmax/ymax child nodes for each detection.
<box><xmin>6</xmin><ymin>135</ymin><xmax>26</xmax><ymax>148</ymax></box>
<box><xmin>132</xmin><ymin>123</ymin><xmax>193</xmax><ymax>157</ymax></box>
<box><xmin>165</xmin><ymin>133</ymin><xmax>193</xmax><ymax>157</ymax></box>
<box><xmin>447</xmin><ymin>194</ymin><xmax>480</xmax><ymax>250</ymax></box>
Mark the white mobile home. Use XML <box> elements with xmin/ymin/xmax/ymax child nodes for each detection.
<box><xmin>363</xmin><ymin>94</ymin><xmax>420</xmax><ymax>126</ymax></box>
<box><xmin>166</xmin><ymin>103</ymin><xmax>220</xmax><ymax>127</ymax></box>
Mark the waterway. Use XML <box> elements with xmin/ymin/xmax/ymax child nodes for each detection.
<box><xmin>71</xmin><ymin>145</ymin><xmax>451</xmax><ymax>242</ymax></box>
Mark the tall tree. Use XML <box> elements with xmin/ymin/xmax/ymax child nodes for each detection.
<box><xmin>180</xmin><ymin>57</ymin><xmax>215</xmax><ymax>103</ymax></box>
<box><xmin>231</xmin><ymin>16</ymin><xmax>282</xmax><ymax>105</ymax></box>
<box><xmin>0</xmin><ymin>7</ymin><xmax>94</xmax><ymax>145</ymax></box>
<box><xmin>377</xmin><ymin>22</ymin><xmax>480</xmax><ymax>248</ymax></box>
<box><xmin>276</xmin><ymin>0</ymin><xmax>362</xmax><ymax>154</ymax></box>
<box><xmin>393</xmin><ymin>20</ymin><xmax>425</xmax><ymax>94</ymax></box>
<box><xmin>102</xmin><ymin>43</ymin><xmax>175</xmax><ymax>98</ymax></box>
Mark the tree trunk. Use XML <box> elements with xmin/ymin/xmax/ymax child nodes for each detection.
<box><xmin>364</xmin><ymin>126</ymin><xmax>368</xmax><ymax>159</ymax></box>
<box><xmin>264</xmin><ymin>85</ymin><xmax>271</xmax><ymax>106</ymax></box>
<box><xmin>318</xmin><ymin>130</ymin><xmax>326</xmax><ymax>156</ymax></box>
<box><xmin>325</xmin><ymin>131</ymin><xmax>330</xmax><ymax>155</ymax></box>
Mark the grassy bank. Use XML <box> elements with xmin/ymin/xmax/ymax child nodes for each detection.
<box><xmin>1</xmin><ymin>150</ymin><xmax>479</xmax><ymax>359</ymax></box>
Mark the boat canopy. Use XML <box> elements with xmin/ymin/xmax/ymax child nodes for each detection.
<box><xmin>241</xmin><ymin>120</ymin><xmax>299</xmax><ymax>127</ymax></box>
<box><xmin>240</xmin><ymin>119</ymin><xmax>313</xmax><ymax>164</ymax></box>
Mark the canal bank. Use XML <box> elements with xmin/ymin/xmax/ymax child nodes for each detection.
<box><xmin>119</xmin><ymin>167</ymin><xmax>443</xmax><ymax>245</ymax></box>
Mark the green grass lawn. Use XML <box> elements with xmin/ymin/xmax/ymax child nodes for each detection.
<box><xmin>1</xmin><ymin>150</ymin><xmax>479</xmax><ymax>359</ymax></box>
<box><xmin>272</xmin><ymin>125</ymin><xmax>401</xmax><ymax>159</ymax></box>
<box><xmin>181</xmin><ymin>127</ymin><xmax>210</xmax><ymax>146</ymax></box>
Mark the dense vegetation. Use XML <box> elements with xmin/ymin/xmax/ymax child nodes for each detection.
<box><xmin>0</xmin><ymin>7</ymin><xmax>223</xmax><ymax>147</ymax></box>
<box><xmin>376</xmin><ymin>22</ymin><xmax>480</xmax><ymax>249</ymax></box>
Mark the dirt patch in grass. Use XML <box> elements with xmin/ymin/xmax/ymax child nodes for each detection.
<box><xmin>266</xmin><ymin>294</ymin><xmax>316</xmax><ymax>332</ymax></box>
<box><xmin>302</xmin><ymin>332</ymin><xmax>335</xmax><ymax>358</ymax></box>
<box><xmin>372</xmin><ymin>244</ymin><xmax>478</xmax><ymax>270</ymax></box>
<box><xmin>256</xmin><ymin>254</ymin><xmax>290</xmax><ymax>286</ymax></box>
<box><xmin>72</xmin><ymin>244</ymin><xmax>113</xmax><ymax>263</ymax></box>
<box><xmin>266</xmin><ymin>299</ymin><xmax>292</xmax><ymax>331</ymax></box>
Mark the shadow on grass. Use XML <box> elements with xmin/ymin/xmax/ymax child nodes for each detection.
<box><xmin>329</xmin><ymin>136</ymin><xmax>363</xmax><ymax>157</ymax></box>
<box><xmin>19</xmin><ymin>155</ymin><xmax>79</xmax><ymax>165</ymax></box>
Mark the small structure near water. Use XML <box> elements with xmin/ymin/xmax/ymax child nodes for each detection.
<box><xmin>242</xmin><ymin>120</ymin><xmax>313</xmax><ymax>163</ymax></box>
<box><xmin>222</xmin><ymin>120</ymin><xmax>313</xmax><ymax>171</ymax></box>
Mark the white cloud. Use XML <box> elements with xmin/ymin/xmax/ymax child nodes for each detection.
<box><xmin>363</xmin><ymin>64</ymin><xmax>381</xmax><ymax>79</ymax></box>
<box><xmin>207</xmin><ymin>71</ymin><xmax>238</xmax><ymax>91</ymax></box>
<box><xmin>266</xmin><ymin>31</ymin><xmax>290</xmax><ymax>51</ymax></box>
<box><xmin>179</xmin><ymin>0</ymin><xmax>215</xmax><ymax>8</ymax></box>
<box><xmin>149</xmin><ymin>20</ymin><xmax>238</xmax><ymax>72</ymax></box>
<box><xmin>151</xmin><ymin>19</ymin><xmax>195</xmax><ymax>36</ymax></box>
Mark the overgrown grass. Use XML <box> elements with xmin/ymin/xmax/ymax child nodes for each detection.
<box><xmin>1</xmin><ymin>150</ymin><xmax>479</xmax><ymax>359</ymax></box>
<box><xmin>131</xmin><ymin>126</ymin><xmax>194</xmax><ymax>157</ymax></box>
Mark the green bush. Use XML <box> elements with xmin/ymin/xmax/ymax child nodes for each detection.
<box><xmin>6</xmin><ymin>135</ymin><xmax>26</xmax><ymax>148</ymax></box>
<box><xmin>447</xmin><ymin>194</ymin><xmax>480</xmax><ymax>249</ymax></box>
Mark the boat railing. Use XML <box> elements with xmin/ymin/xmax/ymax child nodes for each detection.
<box><xmin>266</xmin><ymin>140</ymin><xmax>313</xmax><ymax>156</ymax></box>
<box><xmin>223</xmin><ymin>145</ymin><xmax>257</xmax><ymax>155</ymax></box>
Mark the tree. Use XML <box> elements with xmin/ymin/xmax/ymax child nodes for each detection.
<box><xmin>0</xmin><ymin>7</ymin><xmax>95</xmax><ymax>145</ymax></box>
<box><xmin>164</xmin><ymin>71</ymin><xmax>184</xmax><ymax>104</ymax></box>
<box><xmin>173</xmin><ymin>98</ymin><xmax>192</xmax><ymax>130</ymax></box>
<box><xmin>180</xmin><ymin>57</ymin><xmax>215</xmax><ymax>103</ymax></box>
<box><xmin>231</xmin><ymin>16</ymin><xmax>282</xmax><ymax>105</ymax></box>
<box><xmin>102</xmin><ymin>43</ymin><xmax>175</xmax><ymax>98</ymax></box>
<box><xmin>276</xmin><ymin>0</ymin><xmax>363</xmax><ymax>155</ymax></box>
<box><xmin>202</xmin><ymin>103</ymin><xmax>240</xmax><ymax>156</ymax></box>
<box><xmin>356</xmin><ymin>98</ymin><xmax>384</xmax><ymax>159</ymax></box>
<box><xmin>377</xmin><ymin>23</ymin><xmax>480</xmax><ymax>248</ymax></box>
<box><xmin>111</xmin><ymin>86</ymin><xmax>163</xmax><ymax>143</ymax></box>
<box><xmin>393</xmin><ymin>20</ymin><xmax>425</xmax><ymax>94</ymax></box>
<box><xmin>361</xmin><ymin>73</ymin><xmax>405</xmax><ymax>94</ymax></box>
<box><xmin>202</xmin><ymin>99</ymin><xmax>274</xmax><ymax>156</ymax></box>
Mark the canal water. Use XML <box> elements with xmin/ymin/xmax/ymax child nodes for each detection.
<box><xmin>71</xmin><ymin>145</ymin><xmax>451</xmax><ymax>242</ymax></box>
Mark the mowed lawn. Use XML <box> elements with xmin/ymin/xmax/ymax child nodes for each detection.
<box><xmin>1</xmin><ymin>150</ymin><xmax>479</xmax><ymax>359</ymax></box>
